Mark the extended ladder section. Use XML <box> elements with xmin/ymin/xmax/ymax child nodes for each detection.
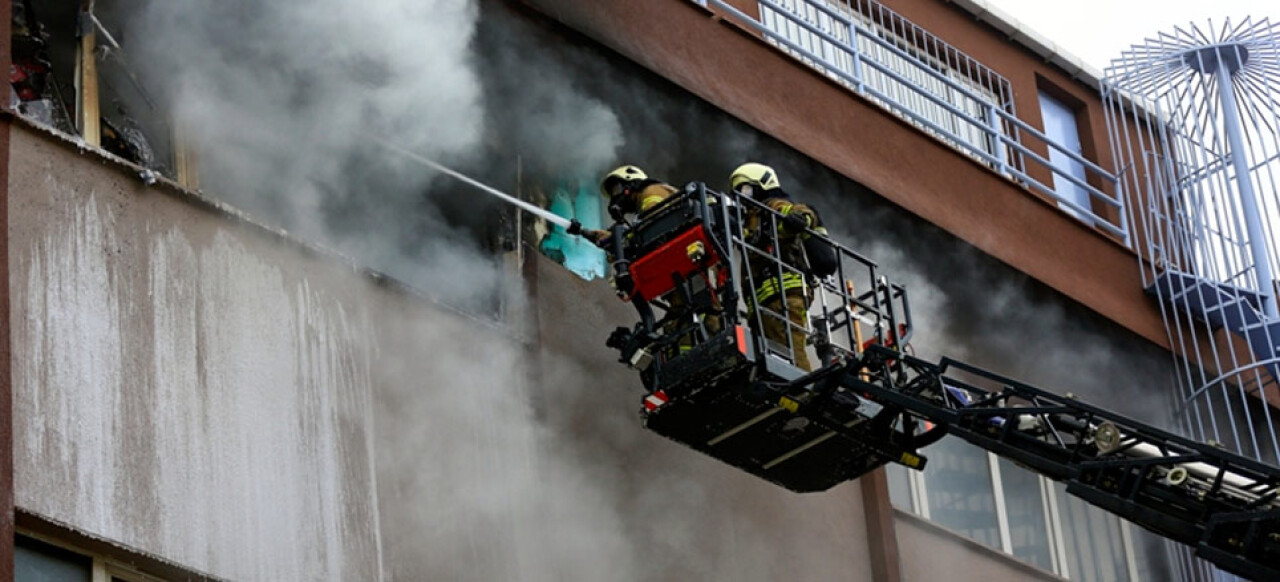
<box><xmin>846</xmin><ymin>347</ymin><xmax>1280</xmax><ymax>581</ymax></box>
<box><xmin>603</xmin><ymin>184</ymin><xmax>1279</xmax><ymax>580</ymax></box>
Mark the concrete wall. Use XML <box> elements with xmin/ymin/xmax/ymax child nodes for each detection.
<box><xmin>895</xmin><ymin>513</ymin><xmax>1063</xmax><ymax>582</ymax></box>
<box><xmin>7</xmin><ymin>120</ymin><xmax>883</xmax><ymax>581</ymax></box>
<box><xmin>5</xmin><ymin>2</ymin><xmax>1191</xmax><ymax>579</ymax></box>
<box><xmin>10</xmin><ymin>123</ymin><xmax>385</xmax><ymax>580</ymax></box>
<box><xmin>10</xmin><ymin>5</ymin><xmax>1183</xmax><ymax>581</ymax></box>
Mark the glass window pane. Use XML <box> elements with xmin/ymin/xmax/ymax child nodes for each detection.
<box><xmin>1127</xmin><ymin>521</ymin><xmax>1174</xmax><ymax>582</ymax></box>
<box><xmin>885</xmin><ymin>463</ymin><xmax>914</xmax><ymax>511</ymax></box>
<box><xmin>996</xmin><ymin>458</ymin><xmax>1053</xmax><ymax>570</ymax></box>
<box><xmin>923</xmin><ymin>436</ymin><xmax>999</xmax><ymax>548</ymax></box>
<box><xmin>1038</xmin><ymin>90</ymin><xmax>1092</xmax><ymax>220</ymax></box>
<box><xmin>1054</xmin><ymin>483</ymin><xmax>1130</xmax><ymax>582</ymax></box>
<box><xmin>15</xmin><ymin>535</ymin><xmax>92</xmax><ymax>582</ymax></box>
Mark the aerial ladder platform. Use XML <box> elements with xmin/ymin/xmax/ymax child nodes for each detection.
<box><xmin>599</xmin><ymin>183</ymin><xmax>1280</xmax><ymax>580</ymax></box>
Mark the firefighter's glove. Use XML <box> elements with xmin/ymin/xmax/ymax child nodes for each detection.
<box><xmin>782</xmin><ymin>212</ymin><xmax>811</xmax><ymax>233</ymax></box>
<box><xmin>583</xmin><ymin>229</ymin><xmax>611</xmax><ymax>248</ymax></box>
<box><xmin>606</xmin><ymin>326</ymin><xmax>633</xmax><ymax>350</ymax></box>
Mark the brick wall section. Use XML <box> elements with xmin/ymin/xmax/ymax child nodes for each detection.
<box><xmin>521</xmin><ymin>0</ymin><xmax>1168</xmax><ymax>349</ymax></box>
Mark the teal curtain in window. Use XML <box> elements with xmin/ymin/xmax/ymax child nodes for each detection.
<box><xmin>539</xmin><ymin>180</ymin><xmax>606</xmax><ymax>280</ymax></box>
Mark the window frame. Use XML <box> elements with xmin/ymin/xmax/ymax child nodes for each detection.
<box><xmin>16</xmin><ymin>529</ymin><xmax>178</xmax><ymax>582</ymax></box>
<box><xmin>889</xmin><ymin>438</ymin><xmax>1144</xmax><ymax>580</ymax></box>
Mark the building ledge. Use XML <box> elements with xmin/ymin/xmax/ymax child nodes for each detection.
<box><xmin>5</xmin><ymin>113</ymin><xmax>528</xmax><ymax>339</ymax></box>
<box><xmin>894</xmin><ymin>507</ymin><xmax>1067</xmax><ymax>581</ymax></box>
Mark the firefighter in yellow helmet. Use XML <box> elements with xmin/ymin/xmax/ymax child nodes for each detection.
<box><xmin>731</xmin><ymin>162</ymin><xmax>830</xmax><ymax>371</ymax></box>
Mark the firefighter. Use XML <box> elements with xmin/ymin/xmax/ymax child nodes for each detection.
<box><xmin>586</xmin><ymin>165</ymin><xmax>721</xmax><ymax>357</ymax></box>
<box><xmin>730</xmin><ymin>162</ymin><xmax>830</xmax><ymax>371</ymax></box>
<box><xmin>580</xmin><ymin>165</ymin><xmax>678</xmax><ymax>244</ymax></box>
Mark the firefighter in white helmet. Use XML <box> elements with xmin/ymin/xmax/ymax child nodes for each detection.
<box><xmin>730</xmin><ymin>162</ymin><xmax>830</xmax><ymax>371</ymax></box>
<box><xmin>589</xmin><ymin>164</ymin><xmax>722</xmax><ymax>356</ymax></box>
<box><xmin>579</xmin><ymin>165</ymin><xmax>678</xmax><ymax>245</ymax></box>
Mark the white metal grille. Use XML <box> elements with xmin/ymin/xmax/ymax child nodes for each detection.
<box><xmin>698</xmin><ymin>0</ymin><xmax>1129</xmax><ymax>239</ymax></box>
<box><xmin>758</xmin><ymin>0</ymin><xmax>1007</xmax><ymax>167</ymax></box>
<box><xmin>1103</xmin><ymin>18</ymin><xmax>1280</xmax><ymax>581</ymax></box>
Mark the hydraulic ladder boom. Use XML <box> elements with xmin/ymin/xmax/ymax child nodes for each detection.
<box><xmin>837</xmin><ymin>346</ymin><xmax>1280</xmax><ymax>581</ymax></box>
<box><xmin>603</xmin><ymin>183</ymin><xmax>1280</xmax><ymax>579</ymax></box>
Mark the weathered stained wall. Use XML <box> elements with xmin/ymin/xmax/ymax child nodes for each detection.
<box><xmin>9</xmin><ymin>123</ymin><xmax>385</xmax><ymax>580</ymax></box>
<box><xmin>6</xmin><ymin>120</ymin><xmax>882</xmax><ymax>581</ymax></box>
<box><xmin>6</xmin><ymin>1</ymin><xmax>1190</xmax><ymax>578</ymax></box>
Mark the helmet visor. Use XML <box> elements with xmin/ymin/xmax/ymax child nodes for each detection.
<box><xmin>606</xmin><ymin>179</ymin><xmax>628</xmax><ymax>199</ymax></box>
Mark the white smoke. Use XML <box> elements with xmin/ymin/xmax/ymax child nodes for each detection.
<box><xmin>119</xmin><ymin>0</ymin><xmax>623</xmax><ymax>309</ymax></box>
<box><xmin>102</xmin><ymin>0</ymin><xmax>1179</xmax><ymax>578</ymax></box>
<box><xmin>128</xmin><ymin>0</ymin><xmax>482</xmax><ymax>225</ymax></box>
<box><xmin>115</xmin><ymin>1</ymin><xmax>645</xmax><ymax>579</ymax></box>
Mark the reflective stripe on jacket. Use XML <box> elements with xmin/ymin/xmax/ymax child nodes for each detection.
<box><xmin>744</xmin><ymin>192</ymin><xmax>818</xmax><ymax>302</ymax></box>
<box><xmin>636</xmin><ymin>183</ymin><xmax>678</xmax><ymax>214</ymax></box>
<box><xmin>755</xmin><ymin>272</ymin><xmax>807</xmax><ymax>303</ymax></box>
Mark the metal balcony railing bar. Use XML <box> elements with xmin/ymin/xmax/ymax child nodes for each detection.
<box><xmin>701</xmin><ymin>0</ymin><xmax>1125</xmax><ymax>238</ymax></box>
<box><xmin>764</xmin><ymin>0</ymin><xmax>1019</xmax><ymax>172</ymax></box>
<box><xmin>755</xmin><ymin>0</ymin><xmax>1114</xmax><ymax>186</ymax></box>
<box><xmin>748</xmin><ymin>1</ymin><xmax>1002</xmax><ymax>162</ymax></box>
<box><xmin>757</xmin><ymin>0</ymin><xmax>1004</xmax><ymax>126</ymax></box>
<box><xmin>998</xmin><ymin>117</ymin><xmax>1122</xmax><ymax>207</ymax></box>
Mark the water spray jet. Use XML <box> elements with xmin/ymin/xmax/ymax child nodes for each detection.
<box><xmin>373</xmin><ymin>137</ymin><xmax>580</xmax><ymax>232</ymax></box>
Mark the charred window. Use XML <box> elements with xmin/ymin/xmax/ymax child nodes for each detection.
<box><xmin>10</xmin><ymin>0</ymin><xmax>177</xmax><ymax>179</ymax></box>
<box><xmin>535</xmin><ymin>177</ymin><xmax>606</xmax><ymax>280</ymax></box>
<box><xmin>11</xmin><ymin>0</ymin><xmax>76</xmax><ymax>133</ymax></box>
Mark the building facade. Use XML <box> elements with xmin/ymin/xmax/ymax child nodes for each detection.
<box><xmin>3</xmin><ymin>0</ymin><xmax>1270</xmax><ymax>580</ymax></box>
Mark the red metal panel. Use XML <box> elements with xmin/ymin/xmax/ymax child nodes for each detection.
<box><xmin>629</xmin><ymin>225</ymin><xmax>722</xmax><ymax>302</ymax></box>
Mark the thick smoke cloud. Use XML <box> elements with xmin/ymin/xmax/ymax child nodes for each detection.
<box><xmin>115</xmin><ymin>1</ymin><xmax>652</xmax><ymax>579</ymax></box>
<box><xmin>119</xmin><ymin>0</ymin><xmax>623</xmax><ymax>310</ymax></box>
<box><xmin>108</xmin><ymin>0</ymin><xmax>1184</xmax><ymax>577</ymax></box>
<box><xmin>475</xmin><ymin>9</ymin><xmax>623</xmax><ymax>180</ymax></box>
<box><xmin>127</xmin><ymin>0</ymin><xmax>482</xmax><ymax>222</ymax></box>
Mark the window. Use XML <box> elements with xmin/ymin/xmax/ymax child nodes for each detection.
<box><xmin>890</xmin><ymin>438</ymin><xmax>1146</xmax><ymax>580</ymax></box>
<box><xmin>996</xmin><ymin>457</ymin><xmax>1055</xmax><ymax>571</ymax></box>
<box><xmin>16</xmin><ymin>535</ymin><xmax>92</xmax><ymax>582</ymax></box>
<box><xmin>10</xmin><ymin>1</ymin><xmax>188</xmax><ymax>184</ymax></box>
<box><xmin>1038</xmin><ymin>90</ymin><xmax>1093</xmax><ymax>221</ymax></box>
<box><xmin>15</xmin><ymin>531</ymin><xmax>177</xmax><ymax>582</ymax></box>
<box><xmin>1054</xmin><ymin>482</ymin><xmax>1133</xmax><ymax>582</ymax></box>
<box><xmin>921</xmin><ymin>437</ymin><xmax>1001</xmax><ymax>548</ymax></box>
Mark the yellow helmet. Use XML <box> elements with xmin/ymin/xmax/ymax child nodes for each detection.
<box><xmin>600</xmin><ymin>165</ymin><xmax>648</xmax><ymax>197</ymax></box>
<box><xmin>730</xmin><ymin>162</ymin><xmax>781</xmax><ymax>193</ymax></box>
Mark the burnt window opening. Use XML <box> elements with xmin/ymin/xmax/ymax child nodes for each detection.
<box><xmin>10</xmin><ymin>0</ymin><xmax>76</xmax><ymax>133</ymax></box>
<box><xmin>536</xmin><ymin>177</ymin><xmax>606</xmax><ymax>280</ymax></box>
<box><xmin>10</xmin><ymin>0</ymin><xmax>179</xmax><ymax>181</ymax></box>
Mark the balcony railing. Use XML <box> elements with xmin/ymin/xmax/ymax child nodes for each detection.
<box><xmin>695</xmin><ymin>0</ymin><xmax>1128</xmax><ymax>241</ymax></box>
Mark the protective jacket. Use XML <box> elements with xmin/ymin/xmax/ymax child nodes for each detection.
<box><xmin>585</xmin><ymin>180</ymin><xmax>678</xmax><ymax>247</ymax></box>
<box><xmin>620</xmin><ymin>180</ymin><xmax>678</xmax><ymax>217</ymax></box>
<box><xmin>743</xmin><ymin>190</ymin><xmax>826</xmax><ymax>303</ymax></box>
